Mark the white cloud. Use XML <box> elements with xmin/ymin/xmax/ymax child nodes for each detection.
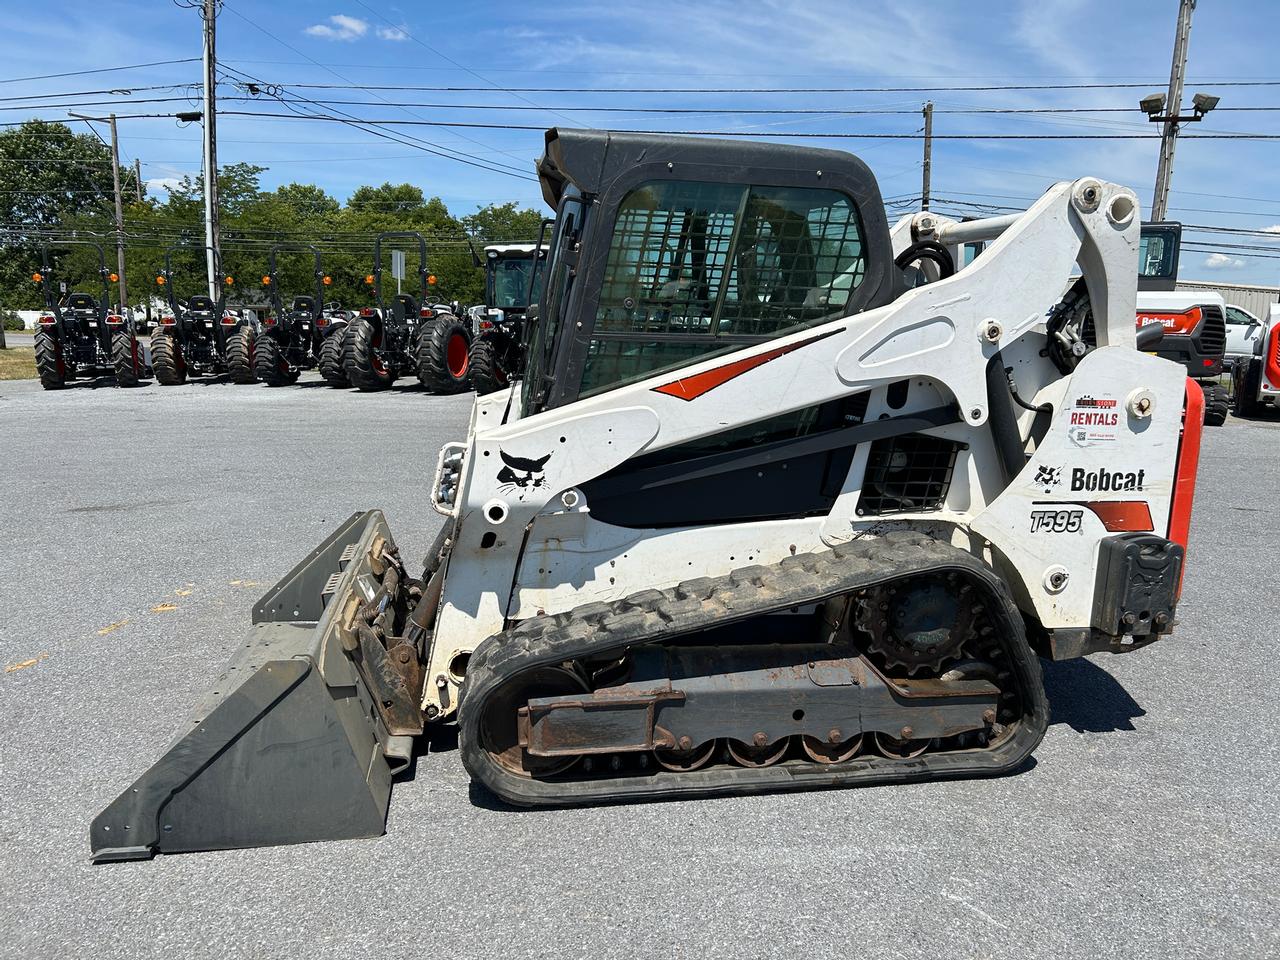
<box><xmin>145</xmin><ymin>177</ymin><xmax>182</xmax><ymax>195</ymax></box>
<box><xmin>304</xmin><ymin>15</ymin><xmax>369</xmax><ymax>41</ymax></box>
<box><xmin>1203</xmin><ymin>253</ymin><xmax>1246</xmax><ymax>270</ymax></box>
<box><xmin>376</xmin><ymin>25</ymin><xmax>408</xmax><ymax>41</ymax></box>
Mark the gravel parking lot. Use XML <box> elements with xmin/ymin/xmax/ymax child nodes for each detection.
<box><xmin>0</xmin><ymin>373</ymin><xmax>1276</xmax><ymax>960</ymax></box>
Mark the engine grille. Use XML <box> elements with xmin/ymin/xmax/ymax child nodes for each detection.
<box><xmin>1196</xmin><ymin>305</ymin><xmax>1226</xmax><ymax>357</ymax></box>
<box><xmin>856</xmin><ymin>434</ymin><xmax>961</xmax><ymax>516</ymax></box>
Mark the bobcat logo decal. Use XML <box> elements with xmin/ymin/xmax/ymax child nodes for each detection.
<box><xmin>1033</xmin><ymin>464</ymin><xmax>1062</xmax><ymax>492</ymax></box>
<box><xmin>497</xmin><ymin>450</ymin><xmax>551</xmax><ymax>499</ymax></box>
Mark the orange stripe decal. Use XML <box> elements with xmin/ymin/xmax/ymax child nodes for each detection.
<box><xmin>1082</xmin><ymin>500</ymin><xmax>1154</xmax><ymax>532</ymax></box>
<box><xmin>652</xmin><ymin>328</ymin><xmax>843</xmax><ymax>402</ymax></box>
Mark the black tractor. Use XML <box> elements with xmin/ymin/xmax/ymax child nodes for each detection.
<box><xmin>344</xmin><ymin>231</ymin><xmax>472</xmax><ymax>393</ymax></box>
<box><xmin>254</xmin><ymin>244</ymin><xmax>333</xmax><ymax>386</ymax></box>
<box><xmin>31</xmin><ymin>239</ymin><xmax>148</xmax><ymax>389</ymax></box>
<box><xmin>150</xmin><ymin>244</ymin><xmax>256</xmax><ymax>385</ymax></box>
<box><xmin>467</xmin><ymin>234</ymin><xmax>548</xmax><ymax>395</ymax></box>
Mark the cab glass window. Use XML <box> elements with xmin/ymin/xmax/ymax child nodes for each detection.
<box><xmin>581</xmin><ymin>180</ymin><xmax>866</xmax><ymax>396</ymax></box>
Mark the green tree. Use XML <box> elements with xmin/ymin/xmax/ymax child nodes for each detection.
<box><xmin>0</xmin><ymin>120</ymin><xmax>129</xmax><ymax>309</ymax></box>
<box><xmin>463</xmin><ymin>201</ymin><xmax>545</xmax><ymax>243</ymax></box>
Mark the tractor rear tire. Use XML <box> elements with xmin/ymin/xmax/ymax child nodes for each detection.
<box><xmin>150</xmin><ymin>331</ymin><xmax>186</xmax><ymax>385</ymax></box>
<box><xmin>318</xmin><ymin>328</ymin><xmax>350</xmax><ymax>387</ymax></box>
<box><xmin>1232</xmin><ymin>359</ymin><xmax>1263</xmax><ymax>418</ymax></box>
<box><xmin>1203</xmin><ymin>382</ymin><xmax>1229</xmax><ymax>427</ymax></box>
<box><xmin>468</xmin><ymin>335</ymin><xmax>510</xmax><ymax>395</ymax></box>
<box><xmin>111</xmin><ymin>331</ymin><xmax>144</xmax><ymax>387</ymax></box>
<box><xmin>254</xmin><ymin>335</ymin><xmax>295</xmax><ymax>387</ymax></box>
<box><xmin>344</xmin><ymin>317</ymin><xmax>395</xmax><ymax>391</ymax></box>
<box><xmin>226</xmin><ymin>328</ymin><xmax>257</xmax><ymax>384</ymax></box>
<box><xmin>417</xmin><ymin>312</ymin><xmax>471</xmax><ymax>394</ymax></box>
<box><xmin>34</xmin><ymin>328</ymin><xmax>67</xmax><ymax>390</ymax></box>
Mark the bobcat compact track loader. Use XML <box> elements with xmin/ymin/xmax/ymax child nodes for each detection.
<box><xmin>91</xmin><ymin>129</ymin><xmax>1204</xmax><ymax>863</ymax></box>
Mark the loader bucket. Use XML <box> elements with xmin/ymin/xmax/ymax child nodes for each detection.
<box><xmin>90</xmin><ymin>511</ymin><xmax>415</xmax><ymax>863</ymax></box>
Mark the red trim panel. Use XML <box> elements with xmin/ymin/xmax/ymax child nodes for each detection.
<box><xmin>652</xmin><ymin>328</ymin><xmax>843</xmax><ymax>402</ymax></box>
<box><xmin>1168</xmin><ymin>378</ymin><xmax>1205</xmax><ymax>597</ymax></box>
<box><xmin>1264</xmin><ymin>324</ymin><xmax>1280</xmax><ymax>390</ymax></box>
<box><xmin>1082</xmin><ymin>501</ymin><xmax>1154</xmax><ymax>532</ymax></box>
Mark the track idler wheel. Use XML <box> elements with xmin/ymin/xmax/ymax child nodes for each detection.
<box><xmin>800</xmin><ymin>733</ymin><xmax>864</xmax><ymax>764</ymax></box>
<box><xmin>871</xmin><ymin>731</ymin><xmax>930</xmax><ymax>760</ymax></box>
<box><xmin>653</xmin><ymin>740</ymin><xmax>717</xmax><ymax>772</ymax></box>
<box><xmin>726</xmin><ymin>737</ymin><xmax>789</xmax><ymax>768</ymax></box>
<box><xmin>478</xmin><ymin>665</ymin><xmax>588</xmax><ymax>778</ymax></box>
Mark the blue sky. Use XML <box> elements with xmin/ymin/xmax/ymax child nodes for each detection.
<box><xmin>3</xmin><ymin>0</ymin><xmax>1279</xmax><ymax>283</ymax></box>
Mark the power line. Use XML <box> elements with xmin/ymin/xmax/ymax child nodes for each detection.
<box><xmin>0</xmin><ymin>59</ymin><xmax>200</xmax><ymax>85</ymax></box>
<box><xmin>215</xmin><ymin>112</ymin><xmax>1280</xmax><ymax>139</ymax></box>
<box><xmin>275</xmin><ymin>79</ymin><xmax>1280</xmax><ymax>94</ymax></box>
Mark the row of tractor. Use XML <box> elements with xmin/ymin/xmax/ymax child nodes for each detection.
<box><xmin>29</xmin><ymin>231</ymin><xmax>545</xmax><ymax>394</ymax></box>
<box><xmin>27</xmin><ymin>223</ymin><xmax>1271</xmax><ymax>428</ymax></box>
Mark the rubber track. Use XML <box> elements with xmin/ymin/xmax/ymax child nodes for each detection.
<box><xmin>150</xmin><ymin>332</ymin><xmax>185</xmax><ymax>385</ymax></box>
<box><xmin>459</xmin><ymin>531</ymin><xmax>1048</xmax><ymax>807</ymax></box>
<box><xmin>468</xmin><ymin>335</ymin><xmax>508</xmax><ymax>395</ymax></box>
<box><xmin>318</xmin><ymin>330</ymin><xmax>350</xmax><ymax>387</ymax></box>
<box><xmin>1203</xmin><ymin>382</ymin><xmax>1229</xmax><ymax>427</ymax></box>
<box><xmin>225</xmin><ymin>329</ymin><xmax>256</xmax><ymax>384</ymax></box>
<box><xmin>111</xmin><ymin>331</ymin><xmax>142</xmax><ymax>387</ymax></box>
<box><xmin>416</xmin><ymin>313</ymin><xmax>470</xmax><ymax>394</ymax></box>
<box><xmin>1233</xmin><ymin>361</ymin><xmax>1262</xmax><ymax>418</ymax></box>
<box><xmin>34</xmin><ymin>329</ymin><xmax>66</xmax><ymax>390</ymax></box>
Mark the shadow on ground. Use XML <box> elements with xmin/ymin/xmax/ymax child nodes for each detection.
<box><xmin>1042</xmin><ymin>656</ymin><xmax>1145</xmax><ymax>733</ymax></box>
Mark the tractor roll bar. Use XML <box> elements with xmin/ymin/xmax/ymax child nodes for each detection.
<box><xmin>35</xmin><ymin>236</ymin><xmax>112</xmax><ymax>320</ymax></box>
<box><xmin>266</xmin><ymin>243</ymin><xmax>324</xmax><ymax>319</ymax></box>
<box><xmin>371</xmin><ymin>231</ymin><xmax>429</xmax><ymax>309</ymax></box>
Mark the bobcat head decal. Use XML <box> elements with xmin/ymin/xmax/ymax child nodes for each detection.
<box><xmin>496</xmin><ymin>450</ymin><xmax>551</xmax><ymax>499</ymax></box>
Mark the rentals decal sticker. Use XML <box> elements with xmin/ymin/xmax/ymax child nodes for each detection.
<box><xmin>1067</xmin><ymin>394</ymin><xmax>1121</xmax><ymax>447</ymax></box>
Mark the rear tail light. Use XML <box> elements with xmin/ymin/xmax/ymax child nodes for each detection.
<box><xmin>221</xmin><ymin>315</ymin><xmax>238</xmax><ymax>326</ymax></box>
<box><xmin>419</xmin><ymin>308</ymin><xmax>434</xmax><ymax>319</ymax></box>
<box><xmin>160</xmin><ymin>316</ymin><xmax>176</xmax><ymax>326</ymax></box>
<box><xmin>265</xmin><ymin>316</ymin><xmax>276</xmax><ymax>326</ymax></box>
<box><xmin>106</xmin><ymin>314</ymin><xmax>124</xmax><ymax>325</ymax></box>
<box><xmin>316</xmin><ymin>317</ymin><xmax>329</xmax><ymax>327</ymax></box>
<box><xmin>360</xmin><ymin>307</ymin><xmax>376</xmax><ymax>317</ymax></box>
<box><xmin>38</xmin><ymin>314</ymin><xmax>55</xmax><ymax>325</ymax></box>
<box><xmin>1136</xmin><ymin>307</ymin><xmax>1202</xmax><ymax>335</ymax></box>
<box><xmin>479</xmin><ymin>320</ymin><xmax>493</xmax><ymax>331</ymax></box>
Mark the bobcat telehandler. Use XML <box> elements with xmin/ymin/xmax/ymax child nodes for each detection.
<box><xmin>151</xmin><ymin>244</ymin><xmax>256</xmax><ymax>385</ymax></box>
<box><xmin>92</xmin><ymin>129</ymin><xmax>1204</xmax><ymax>863</ymax></box>
<box><xmin>344</xmin><ymin>231</ymin><xmax>472</xmax><ymax>393</ymax></box>
<box><xmin>468</xmin><ymin>238</ymin><xmax>547</xmax><ymax>394</ymax></box>
<box><xmin>254</xmin><ymin>244</ymin><xmax>332</xmax><ymax>386</ymax></box>
<box><xmin>31</xmin><ymin>238</ymin><xmax>147</xmax><ymax>389</ymax></box>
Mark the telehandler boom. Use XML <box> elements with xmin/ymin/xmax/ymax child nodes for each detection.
<box><xmin>92</xmin><ymin>130</ymin><xmax>1202</xmax><ymax>862</ymax></box>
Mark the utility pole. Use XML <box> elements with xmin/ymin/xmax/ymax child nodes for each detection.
<box><xmin>133</xmin><ymin>158</ymin><xmax>143</xmax><ymax>203</ymax></box>
<box><xmin>202</xmin><ymin>0</ymin><xmax>221</xmax><ymax>299</ymax></box>
<box><xmin>107</xmin><ymin>114</ymin><xmax>128</xmax><ymax>314</ymax></box>
<box><xmin>1151</xmin><ymin>0</ymin><xmax>1196</xmax><ymax>221</ymax></box>
<box><xmin>921</xmin><ymin>101</ymin><xmax>933</xmax><ymax>211</ymax></box>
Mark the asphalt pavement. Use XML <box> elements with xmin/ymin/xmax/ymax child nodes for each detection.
<box><xmin>0</xmin><ymin>372</ymin><xmax>1275</xmax><ymax>960</ymax></box>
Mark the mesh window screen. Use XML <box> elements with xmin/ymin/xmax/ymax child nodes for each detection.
<box><xmin>856</xmin><ymin>434</ymin><xmax>961</xmax><ymax>516</ymax></box>
<box><xmin>581</xmin><ymin>180</ymin><xmax>867</xmax><ymax>396</ymax></box>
